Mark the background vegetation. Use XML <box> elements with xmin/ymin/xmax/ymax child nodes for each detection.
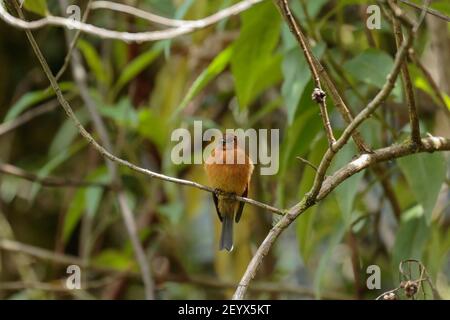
<box><xmin>0</xmin><ymin>0</ymin><xmax>449</xmax><ymax>299</ymax></box>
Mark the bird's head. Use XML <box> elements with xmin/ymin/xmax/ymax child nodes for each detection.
<box><xmin>220</xmin><ymin>133</ymin><xmax>237</xmax><ymax>150</ymax></box>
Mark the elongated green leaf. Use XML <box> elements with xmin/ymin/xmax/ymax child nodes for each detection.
<box><xmin>48</xmin><ymin>109</ymin><xmax>89</xmax><ymax>157</ymax></box>
<box><xmin>231</xmin><ymin>1</ymin><xmax>281</xmax><ymax>109</ymax></box>
<box><xmin>93</xmin><ymin>249</ymin><xmax>133</xmax><ymax>271</ymax></box>
<box><xmin>4</xmin><ymin>82</ymin><xmax>74</xmax><ymax>122</ymax></box>
<box><xmin>174</xmin><ymin>45</ymin><xmax>233</xmax><ymax>117</ymax></box>
<box><xmin>343</xmin><ymin>49</ymin><xmax>401</xmax><ymax>99</ymax></box>
<box><xmin>29</xmin><ymin>141</ymin><xmax>86</xmax><ymax>202</ymax></box>
<box><xmin>77</xmin><ymin>39</ymin><xmax>110</xmax><ymax>86</ymax></box>
<box><xmin>413</xmin><ymin>73</ymin><xmax>450</xmax><ymax>110</ymax></box>
<box><xmin>314</xmin><ymin>222</ymin><xmax>346</xmax><ymax>299</ymax></box>
<box><xmin>99</xmin><ymin>97</ymin><xmax>138</xmax><ymax>129</ymax></box>
<box><xmin>63</xmin><ymin>188</ymin><xmax>85</xmax><ymax>244</ymax></box>
<box><xmin>398</xmin><ymin>152</ymin><xmax>446</xmax><ymax>224</ymax></box>
<box><xmin>113</xmin><ymin>45</ymin><xmax>163</xmax><ymax>97</ymax></box>
<box><xmin>22</xmin><ymin>0</ymin><xmax>48</xmax><ymax>16</ymax></box>
<box><xmin>392</xmin><ymin>205</ymin><xmax>430</xmax><ymax>276</ymax></box>
<box><xmin>62</xmin><ymin>166</ymin><xmax>110</xmax><ymax>243</ymax></box>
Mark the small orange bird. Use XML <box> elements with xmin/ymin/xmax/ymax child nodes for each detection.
<box><xmin>204</xmin><ymin>133</ymin><xmax>254</xmax><ymax>251</ymax></box>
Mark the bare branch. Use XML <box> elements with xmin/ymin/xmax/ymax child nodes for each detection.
<box><xmin>0</xmin><ymin>0</ymin><xmax>262</xmax><ymax>43</ymax></box>
<box><xmin>89</xmin><ymin>0</ymin><xmax>260</xmax><ymax>28</ymax></box>
<box><xmin>390</xmin><ymin>1</ymin><xmax>422</xmax><ymax>145</ymax></box>
<box><xmin>317</xmin><ymin>136</ymin><xmax>450</xmax><ymax>200</ymax></box>
<box><xmin>399</xmin><ymin>0</ymin><xmax>450</xmax><ymax>22</ymax></box>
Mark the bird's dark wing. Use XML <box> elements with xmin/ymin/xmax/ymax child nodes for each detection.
<box><xmin>212</xmin><ymin>193</ymin><xmax>222</xmax><ymax>222</ymax></box>
<box><xmin>235</xmin><ymin>185</ymin><xmax>248</xmax><ymax>223</ymax></box>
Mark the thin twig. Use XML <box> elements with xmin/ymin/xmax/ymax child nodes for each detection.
<box><xmin>296</xmin><ymin>156</ymin><xmax>318</xmax><ymax>172</ymax></box>
<box><xmin>399</xmin><ymin>0</ymin><xmax>450</xmax><ymax>22</ymax></box>
<box><xmin>0</xmin><ymin>163</ymin><xmax>110</xmax><ymax>189</ymax></box>
<box><xmin>275</xmin><ymin>0</ymin><xmax>336</xmax><ymax>148</ymax></box>
<box><xmin>0</xmin><ymin>0</ymin><xmax>262</xmax><ymax>43</ymax></box>
<box><xmin>391</xmin><ymin>1</ymin><xmax>421</xmax><ymax>145</ymax></box>
<box><xmin>275</xmin><ymin>0</ymin><xmax>371</xmax><ymax>153</ymax></box>
<box><xmin>0</xmin><ymin>98</ymin><xmax>61</xmax><ymax>136</ymax></box>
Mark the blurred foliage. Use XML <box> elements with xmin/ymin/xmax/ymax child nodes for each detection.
<box><xmin>0</xmin><ymin>0</ymin><xmax>449</xmax><ymax>300</ymax></box>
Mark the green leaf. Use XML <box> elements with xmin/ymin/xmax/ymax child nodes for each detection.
<box><xmin>331</xmin><ymin>143</ymin><xmax>364</xmax><ymax>227</ymax></box>
<box><xmin>138</xmin><ymin>108</ymin><xmax>167</xmax><ymax>150</ymax></box>
<box><xmin>93</xmin><ymin>249</ymin><xmax>133</xmax><ymax>271</ymax></box>
<box><xmin>112</xmin><ymin>44</ymin><xmax>163</xmax><ymax>97</ymax></box>
<box><xmin>413</xmin><ymin>73</ymin><xmax>450</xmax><ymax>110</ymax></box>
<box><xmin>343</xmin><ymin>49</ymin><xmax>401</xmax><ymax>99</ymax></box>
<box><xmin>314</xmin><ymin>222</ymin><xmax>346</xmax><ymax>299</ymax></box>
<box><xmin>29</xmin><ymin>141</ymin><xmax>86</xmax><ymax>202</ymax></box>
<box><xmin>48</xmin><ymin>109</ymin><xmax>89</xmax><ymax>157</ymax></box>
<box><xmin>85</xmin><ymin>166</ymin><xmax>110</xmax><ymax>218</ymax></box>
<box><xmin>4</xmin><ymin>82</ymin><xmax>74</xmax><ymax>122</ymax></box>
<box><xmin>158</xmin><ymin>202</ymin><xmax>184</xmax><ymax>225</ymax></box>
<box><xmin>22</xmin><ymin>0</ymin><xmax>48</xmax><ymax>16</ymax></box>
<box><xmin>62</xmin><ymin>188</ymin><xmax>85</xmax><ymax>244</ymax></box>
<box><xmin>398</xmin><ymin>152</ymin><xmax>446</xmax><ymax>224</ymax></box>
<box><xmin>98</xmin><ymin>97</ymin><xmax>138</xmax><ymax>129</ymax></box>
<box><xmin>62</xmin><ymin>166</ymin><xmax>109</xmax><ymax>243</ymax></box>
<box><xmin>392</xmin><ymin>205</ymin><xmax>430</xmax><ymax>275</ymax></box>
<box><xmin>231</xmin><ymin>1</ymin><xmax>281</xmax><ymax>109</ymax></box>
<box><xmin>77</xmin><ymin>39</ymin><xmax>110</xmax><ymax>86</ymax></box>
<box><xmin>282</xmin><ymin>43</ymin><xmax>326</xmax><ymax>124</ymax></box>
<box><xmin>174</xmin><ymin>45</ymin><xmax>233</xmax><ymax>117</ymax></box>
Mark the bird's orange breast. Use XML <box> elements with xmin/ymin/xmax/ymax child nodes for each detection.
<box><xmin>204</xmin><ymin>147</ymin><xmax>253</xmax><ymax>194</ymax></box>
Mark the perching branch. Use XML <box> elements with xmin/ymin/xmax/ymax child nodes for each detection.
<box><xmin>0</xmin><ymin>0</ymin><xmax>262</xmax><ymax>43</ymax></box>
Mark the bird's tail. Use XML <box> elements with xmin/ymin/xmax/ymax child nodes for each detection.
<box><xmin>220</xmin><ymin>215</ymin><xmax>234</xmax><ymax>251</ymax></box>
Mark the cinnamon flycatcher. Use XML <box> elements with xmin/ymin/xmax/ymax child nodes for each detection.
<box><xmin>204</xmin><ymin>134</ymin><xmax>254</xmax><ymax>251</ymax></box>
